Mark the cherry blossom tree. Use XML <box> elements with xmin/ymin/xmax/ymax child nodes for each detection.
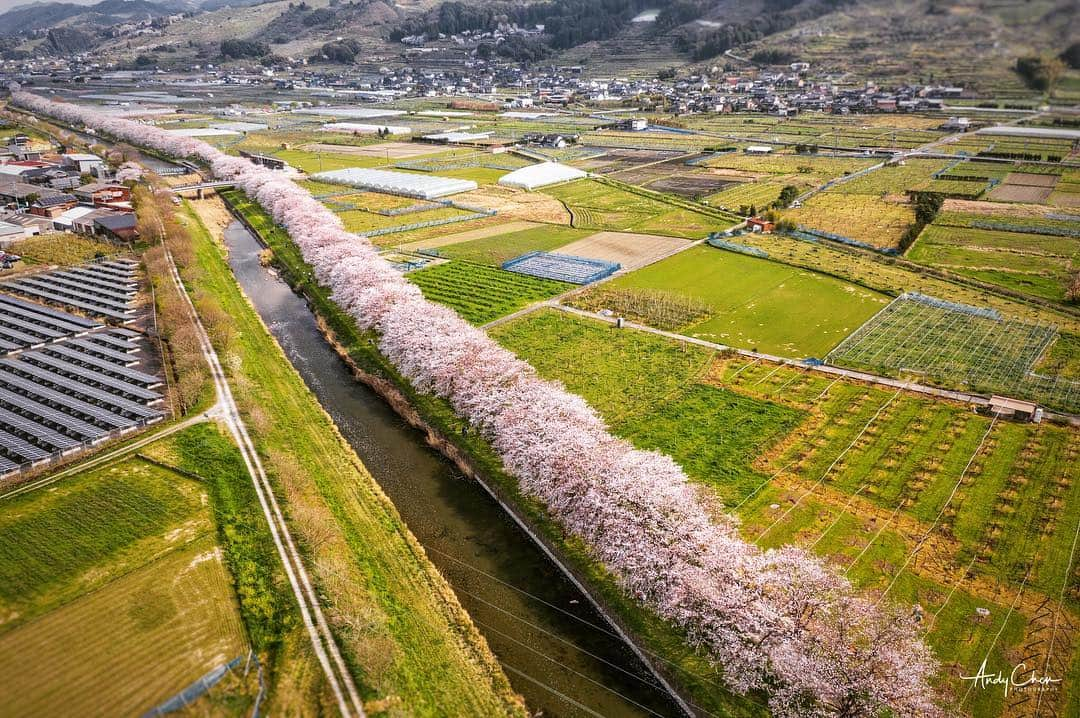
<box><xmin>10</xmin><ymin>89</ymin><xmax>943</xmax><ymax>717</ymax></box>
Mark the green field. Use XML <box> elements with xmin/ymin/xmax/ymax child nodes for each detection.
<box><xmin>407</xmin><ymin>260</ymin><xmax>572</xmax><ymax>324</ymax></box>
<box><xmin>908</xmin><ymin>219</ymin><xmax>1080</xmax><ymax>302</ymax></box>
<box><xmin>583</xmin><ymin>245</ymin><xmax>888</xmax><ymax>357</ymax></box>
<box><xmin>544</xmin><ymin>178</ymin><xmax>737</xmax><ymax>238</ymax></box>
<box><xmin>438</xmin><ymin>225</ymin><xmax>590</xmax><ymax>265</ymax></box>
<box><xmin>492</xmin><ymin>308</ymin><xmax>1080</xmax><ymax>718</ymax></box>
<box><xmin>195</xmin><ymin>194</ymin><xmax>525</xmax><ymax>716</ymax></box>
<box><xmin>0</xmin><ymin>453</ymin><xmax>254</xmax><ymax>717</ymax></box>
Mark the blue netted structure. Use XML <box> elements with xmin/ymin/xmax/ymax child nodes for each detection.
<box><xmin>502</xmin><ymin>251</ymin><xmax>620</xmax><ymax>284</ymax></box>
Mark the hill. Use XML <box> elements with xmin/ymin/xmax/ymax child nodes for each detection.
<box><xmin>0</xmin><ymin>0</ymin><xmax>189</xmax><ymax>37</ymax></box>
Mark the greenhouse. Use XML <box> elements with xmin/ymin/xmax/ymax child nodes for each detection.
<box><xmin>293</xmin><ymin>106</ymin><xmax>407</xmax><ymax>119</ymax></box>
<box><xmin>311</xmin><ymin>167</ymin><xmax>478</xmax><ymax>199</ymax></box>
<box><xmin>498</xmin><ymin>162</ymin><xmax>587</xmax><ymax>190</ymax></box>
<box><xmin>322</xmin><ymin>122</ymin><xmax>412</xmax><ymax>135</ymax></box>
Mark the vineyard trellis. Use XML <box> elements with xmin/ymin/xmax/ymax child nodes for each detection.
<box><xmin>826</xmin><ymin>293</ymin><xmax>1079</xmax><ymax>413</ymax></box>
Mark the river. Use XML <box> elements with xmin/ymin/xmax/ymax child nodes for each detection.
<box><xmin>222</xmin><ymin>220</ymin><xmax>686</xmax><ymax>718</ymax></box>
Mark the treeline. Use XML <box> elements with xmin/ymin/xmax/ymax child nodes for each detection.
<box><xmin>137</xmin><ymin>187</ymin><xmax>231</xmax><ymax>414</ymax></box>
<box><xmin>672</xmin><ymin>0</ymin><xmax>853</xmax><ymax>61</ymax></box>
<box><xmin>899</xmin><ymin>191</ymin><xmax>944</xmax><ymax>253</ymax></box>
<box><xmin>221</xmin><ymin>38</ymin><xmax>269</xmax><ymax>58</ymax></box>
<box><xmin>389</xmin><ymin>0</ymin><xmax>659</xmax><ymax>51</ymax></box>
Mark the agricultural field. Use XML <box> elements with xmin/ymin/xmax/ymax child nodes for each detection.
<box><xmin>907</xmin><ymin>215</ymin><xmax>1080</xmax><ymax>302</ymax></box>
<box><xmin>0</xmin><ymin>452</ymin><xmax>254</xmax><ymax>717</ymax></box>
<box><xmin>704</xmin><ymin>179</ymin><xmax>810</xmax><ymax>213</ymax></box>
<box><xmin>781</xmin><ymin>192</ymin><xmax>916</xmax><ymax>249</ymax></box>
<box><xmin>575</xmin><ymin>245</ymin><xmax>889</xmax><ymax>357</ymax></box>
<box><xmin>437</xmin><ymin>224</ymin><xmax>591</xmax><ymax>265</ymax></box>
<box><xmin>830</xmin><ymin>159</ymin><xmax>949</xmax><ymax>195</ymax></box>
<box><xmin>492</xmin><ymin>309</ymin><xmax>1080</xmax><ymax>718</ymax></box>
<box><xmin>699</xmin><ymin>153</ymin><xmax>878</xmax><ymax>182</ymax></box>
<box><xmin>9</xmin><ymin>233</ymin><xmax>118</xmax><ymax>266</ymax></box>
<box><xmin>543</xmin><ymin>178</ymin><xmax>738</xmax><ymax>238</ymax></box>
<box><xmin>407</xmin><ymin>260</ymin><xmax>572</xmax><ymax>324</ymax></box>
<box><xmin>825</xmin><ymin>293</ymin><xmax>1080</xmax><ymax>414</ymax></box>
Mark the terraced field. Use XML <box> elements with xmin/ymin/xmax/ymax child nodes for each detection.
<box><xmin>908</xmin><ymin>218</ymin><xmax>1080</xmax><ymax>301</ymax></box>
<box><xmin>407</xmin><ymin>260</ymin><xmax>572</xmax><ymax>324</ymax></box>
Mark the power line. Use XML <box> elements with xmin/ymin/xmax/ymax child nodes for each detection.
<box><xmin>421</xmin><ymin>543</ymin><xmax>728</xmax><ymax>693</ymax></box>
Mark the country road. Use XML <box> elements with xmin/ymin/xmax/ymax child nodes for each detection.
<box><xmin>162</xmin><ymin>248</ymin><xmax>367</xmax><ymax>718</ymax></box>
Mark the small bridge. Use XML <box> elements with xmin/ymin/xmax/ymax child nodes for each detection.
<box><xmin>172</xmin><ymin>181</ymin><xmax>235</xmax><ymax>198</ymax></box>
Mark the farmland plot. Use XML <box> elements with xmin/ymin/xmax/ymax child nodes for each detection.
<box><xmin>0</xmin><ymin>456</ymin><xmax>251</xmax><ymax>716</ymax></box>
<box><xmin>578</xmin><ymin>245</ymin><xmax>888</xmax><ymax>357</ymax></box>
<box><xmin>407</xmin><ymin>260</ymin><xmax>571</xmax><ymax>324</ymax></box>
<box><xmin>492</xmin><ymin>310</ymin><xmax>1080</xmax><ymax>718</ymax></box>
<box><xmin>781</xmin><ymin>192</ymin><xmax>916</xmax><ymax>249</ymax></box>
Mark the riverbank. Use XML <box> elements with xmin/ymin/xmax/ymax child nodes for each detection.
<box><xmin>178</xmin><ymin>200</ymin><xmax>526</xmax><ymax>716</ymax></box>
<box><xmin>218</xmin><ymin>187</ymin><xmax>768</xmax><ymax>718</ymax></box>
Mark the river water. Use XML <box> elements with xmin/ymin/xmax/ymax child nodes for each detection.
<box><xmin>222</xmin><ymin>221</ymin><xmax>685</xmax><ymax>718</ymax></box>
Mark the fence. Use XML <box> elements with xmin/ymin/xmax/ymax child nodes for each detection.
<box><xmin>706</xmin><ymin>235</ymin><xmax>769</xmax><ymax>258</ymax></box>
<box><xmin>141</xmin><ymin>656</ymin><xmax>244</xmax><ymax>717</ymax></box>
<box><xmin>791</xmin><ymin>225</ymin><xmax>899</xmax><ymax>255</ymax></box>
<box><xmin>971</xmin><ymin>220</ymin><xmax>1080</xmax><ymax>239</ymax></box>
<box><xmin>905</xmin><ymin>291</ymin><xmax>1002</xmax><ymax>320</ymax></box>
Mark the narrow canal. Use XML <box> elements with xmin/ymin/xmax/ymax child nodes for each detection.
<box><xmin>222</xmin><ymin>220</ymin><xmax>687</xmax><ymax>718</ymax></box>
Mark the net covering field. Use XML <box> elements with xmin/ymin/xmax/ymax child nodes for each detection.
<box><xmin>502</xmin><ymin>251</ymin><xmax>620</xmax><ymax>284</ymax></box>
<box><xmin>826</xmin><ymin>293</ymin><xmax>1080</xmax><ymax>413</ymax></box>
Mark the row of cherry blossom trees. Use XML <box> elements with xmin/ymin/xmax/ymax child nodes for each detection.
<box><xmin>12</xmin><ymin>90</ymin><xmax>943</xmax><ymax>717</ymax></box>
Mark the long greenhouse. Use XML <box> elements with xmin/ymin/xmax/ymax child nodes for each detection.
<box><xmin>311</xmin><ymin>167</ymin><xmax>478</xmax><ymax>199</ymax></box>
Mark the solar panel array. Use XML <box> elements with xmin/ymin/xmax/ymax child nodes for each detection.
<box><xmin>0</xmin><ymin>259</ymin><xmax>165</xmax><ymax>476</ymax></box>
<box><xmin>0</xmin><ymin>258</ymin><xmax>139</xmax><ymax>323</ymax></box>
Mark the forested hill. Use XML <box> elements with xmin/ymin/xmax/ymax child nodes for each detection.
<box><xmin>388</xmin><ymin>0</ymin><xmax>857</xmax><ymax>61</ymax></box>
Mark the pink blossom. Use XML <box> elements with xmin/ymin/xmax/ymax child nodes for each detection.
<box><xmin>11</xmin><ymin>90</ymin><xmax>944</xmax><ymax>717</ymax></box>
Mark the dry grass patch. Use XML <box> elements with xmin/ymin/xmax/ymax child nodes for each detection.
<box><xmin>556</xmin><ymin>231</ymin><xmax>691</xmax><ymax>271</ymax></box>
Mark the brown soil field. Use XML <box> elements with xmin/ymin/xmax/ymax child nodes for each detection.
<box><xmin>645</xmin><ymin>173</ymin><xmax>735</xmax><ymax>198</ymax></box>
<box><xmin>941</xmin><ymin>199</ymin><xmax>1064</xmax><ymax>217</ymax></box>
<box><xmin>300</xmin><ymin>141</ymin><xmax>439</xmax><ymax>159</ymax></box>
<box><xmin>555</xmin><ymin>231</ymin><xmax>691</xmax><ymax>271</ymax></box>
<box><xmin>397</xmin><ymin>220</ymin><xmax>542</xmax><ymax>250</ymax></box>
<box><xmin>988</xmin><ymin>183</ymin><xmax>1053</xmax><ymax>203</ymax></box>
<box><xmin>456</xmin><ymin>186</ymin><xmax>571</xmax><ymax>224</ymax></box>
<box><xmin>1003</xmin><ymin>172</ymin><xmax>1060</xmax><ymax>187</ymax></box>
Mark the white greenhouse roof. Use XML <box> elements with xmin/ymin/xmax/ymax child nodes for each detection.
<box><xmin>294</xmin><ymin>107</ymin><xmax>407</xmax><ymax>119</ymax></box>
<box><xmin>322</xmin><ymin>122</ymin><xmax>412</xmax><ymax>135</ymax></box>
<box><xmin>212</xmin><ymin>121</ymin><xmax>269</xmax><ymax>132</ymax></box>
<box><xmin>422</xmin><ymin>131</ymin><xmax>493</xmax><ymax>143</ymax></box>
<box><xmin>311</xmin><ymin>167</ymin><xmax>477</xmax><ymax>199</ymax></box>
<box><xmin>975</xmin><ymin>125</ymin><xmax>1080</xmax><ymax>141</ymax></box>
<box><xmin>498</xmin><ymin>162</ymin><xmax>587</xmax><ymax>190</ymax></box>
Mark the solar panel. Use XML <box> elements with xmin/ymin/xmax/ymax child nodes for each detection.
<box><xmin>0</xmin><ymin>373</ymin><xmax>136</xmax><ymax>430</ymax></box>
<box><xmin>0</xmin><ymin>453</ymin><xmax>19</xmax><ymax>473</ymax></box>
<box><xmin>52</xmin><ymin>270</ymin><xmax>137</xmax><ymax>295</ymax></box>
<box><xmin>0</xmin><ymin>283</ymin><xmax>132</xmax><ymax>321</ymax></box>
<box><xmin>85</xmin><ymin>332</ymin><xmax>140</xmax><ymax>353</ymax></box>
<box><xmin>0</xmin><ymin>293</ymin><xmax>101</xmax><ymax>329</ymax></box>
<box><xmin>64</xmin><ymin>268</ymin><xmax>138</xmax><ymax>291</ymax></box>
<box><xmin>78</xmin><ymin>266</ymin><xmax>136</xmax><ymax>283</ymax></box>
<box><xmin>43</xmin><ymin>345</ymin><xmax>160</xmax><ymax>386</ymax></box>
<box><xmin>0</xmin><ymin>325</ymin><xmax>47</xmax><ymax>348</ymax></box>
<box><xmin>0</xmin><ymin>428</ymin><xmax>49</xmax><ymax>463</ymax></box>
<box><xmin>63</xmin><ymin>338</ymin><xmax>139</xmax><ymax>366</ymax></box>
<box><xmin>7</xmin><ymin>355</ymin><xmax>162</xmax><ymax>404</ymax></box>
<box><xmin>29</xmin><ymin>274</ymin><xmax>134</xmax><ymax>304</ymax></box>
<box><xmin>0</xmin><ymin>338</ymin><xmax>19</xmax><ymax>352</ymax></box>
<box><xmin>0</xmin><ymin>360</ymin><xmax>162</xmax><ymax>419</ymax></box>
<box><xmin>0</xmin><ymin>313</ymin><xmax>65</xmax><ymax>341</ymax></box>
<box><xmin>91</xmin><ymin>262</ymin><xmax>137</xmax><ymax>278</ymax></box>
<box><xmin>0</xmin><ymin>405</ymin><xmax>81</xmax><ymax>451</ymax></box>
<box><xmin>106</xmin><ymin>327</ymin><xmax>141</xmax><ymax>339</ymax></box>
<box><xmin>6</xmin><ymin>277</ymin><xmax>132</xmax><ymax>311</ymax></box>
<box><xmin>0</xmin><ymin>387</ymin><xmax>106</xmax><ymax>441</ymax></box>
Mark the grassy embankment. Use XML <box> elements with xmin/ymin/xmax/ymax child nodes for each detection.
<box><xmin>219</xmin><ymin>187</ymin><xmax>768</xmax><ymax>718</ymax></box>
<box><xmin>177</xmin><ymin>199</ymin><xmax>525</xmax><ymax>716</ymax></box>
